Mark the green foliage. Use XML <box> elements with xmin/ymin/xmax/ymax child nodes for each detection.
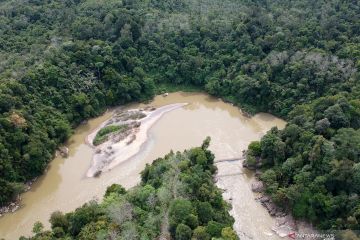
<box><xmin>248</xmin><ymin>141</ymin><xmax>261</xmax><ymax>156</ymax></box>
<box><xmin>169</xmin><ymin>199</ymin><xmax>194</xmax><ymax>223</ymax></box>
<box><xmin>221</xmin><ymin>227</ymin><xmax>238</xmax><ymax>240</ymax></box>
<box><xmin>244</xmin><ymin>141</ymin><xmax>261</xmax><ymax>169</ymax></box>
<box><xmin>0</xmin><ymin>179</ymin><xmax>15</xmax><ymax>205</ymax></box>
<box><xmin>68</xmin><ymin>201</ymin><xmax>104</xmax><ymax>236</ymax></box>
<box><xmin>185</xmin><ymin>214</ymin><xmax>199</xmax><ymax>229</ymax></box>
<box><xmin>104</xmin><ymin>184</ymin><xmax>126</xmax><ymax>197</ymax></box>
<box><xmin>196</xmin><ymin>202</ymin><xmax>213</xmax><ymax>225</ymax></box>
<box><xmin>93</xmin><ymin>125</ymin><xmax>128</xmax><ymax>146</ymax></box>
<box><xmin>52</xmin><ymin>227</ymin><xmax>65</xmax><ymax>238</ymax></box>
<box><xmin>29</xmin><ymin>142</ymin><xmax>236</xmax><ymax>239</ymax></box>
<box><xmin>260</xmin><ymin>128</ymin><xmax>286</xmax><ymax>166</ymax></box>
<box><xmin>206</xmin><ymin>221</ymin><xmax>224</xmax><ymax>237</ymax></box>
<box><xmin>332</xmin><ymin>128</ymin><xmax>360</xmax><ymax>162</ymax></box>
<box><xmin>49</xmin><ymin>211</ymin><xmax>68</xmax><ymax>231</ymax></box>
<box><xmin>0</xmin><ymin>0</ymin><xmax>359</xmax><ymax>234</ymax></box>
<box><xmin>192</xmin><ymin>226</ymin><xmax>210</xmax><ymax>240</ymax></box>
<box><xmin>32</xmin><ymin>221</ymin><xmax>44</xmax><ymax>235</ymax></box>
<box><xmin>252</xmin><ymin>95</ymin><xmax>360</xmax><ymax>230</ymax></box>
<box><xmin>175</xmin><ymin>224</ymin><xmax>192</xmax><ymax>240</ymax></box>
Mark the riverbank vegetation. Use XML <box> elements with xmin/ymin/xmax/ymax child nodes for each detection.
<box><xmin>245</xmin><ymin>95</ymin><xmax>360</xmax><ymax>231</ymax></box>
<box><xmin>26</xmin><ymin>140</ymin><xmax>238</xmax><ymax>240</ymax></box>
<box><xmin>0</xmin><ymin>0</ymin><xmax>359</xmax><ymax>236</ymax></box>
<box><xmin>93</xmin><ymin>125</ymin><xmax>129</xmax><ymax>146</ymax></box>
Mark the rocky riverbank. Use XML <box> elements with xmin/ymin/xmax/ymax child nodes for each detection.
<box><xmin>251</xmin><ymin>178</ymin><xmax>317</xmax><ymax>238</ymax></box>
<box><xmin>0</xmin><ymin>178</ymin><xmax>37</xmax><ymax>217</ymax></box>
<box><xmin>250</xmin><ymin>180</ymin><xmax>292</xmax><ymax>237</ymax></box>
<box><xmin>57</xmin><ymin>146</ymin><xmax>69</xmax><ymax>158</ymax></box>
<box><xmin>242</xmin><ymin>146</ymin><xmax>317</xmax><ymax>237</ymax></box>
<box><xmin>0</xmin><ymin>200</ymin><xmax>21</xmax><ymax>217</ymax></box>
<box><xmin>0</xmin><ymin>145</ymin><xmax>70</xmax><ymax>218</ymax></box>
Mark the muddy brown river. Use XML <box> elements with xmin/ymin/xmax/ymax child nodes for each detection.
<box><xmin>0</xmin><ymin>92</ymin><xmax>286</xmax><ymax>240</ymax></box>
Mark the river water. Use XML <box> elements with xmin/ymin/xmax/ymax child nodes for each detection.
<box><xmin>0</xmin><ymin>92</ymin><xmax>286</xmax><ymax>240</ymax></box>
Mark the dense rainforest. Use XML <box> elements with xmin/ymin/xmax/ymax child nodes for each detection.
<box><xmin>0</xmin><ymin>0</ymin><xmax>359</xmax><ymax>237</ymax></box>
<box><xmin>26</xmin><ymin>140</ymin><xmax>238</xmax><ymax>240</ymax></box>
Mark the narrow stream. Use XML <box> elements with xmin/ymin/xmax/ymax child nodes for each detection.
<box><xmin>0</xmin><ymin>92</ymin><xmax>286</xmax><ymax>240</ymax></box>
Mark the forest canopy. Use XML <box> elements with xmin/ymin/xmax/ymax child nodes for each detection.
<box><xmin>0</xmin><ymin>0</ymin><xmax>359</xmax><ymax>235</ymax></box>
<box><xmin>27</xmin><ymin>140</ymin><xmax>238</xmax><ymax>240</ymax></box>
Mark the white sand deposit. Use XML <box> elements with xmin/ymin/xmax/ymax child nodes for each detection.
<box><xmin>86</xmin><ymin>103</ymin><xmax>187</xmax><ymax>177</ymax></box>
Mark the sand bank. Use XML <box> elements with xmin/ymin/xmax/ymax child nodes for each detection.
<box><xmin>86</xmin><ymin>103</ymin><xmax>187</xmax><ymax>177</ymax></box>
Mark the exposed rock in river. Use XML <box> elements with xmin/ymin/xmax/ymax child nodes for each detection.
<box><xmin>58</xmin><ymin>146</ymin><xmax>69</xmax><ymax>158</ymax></box>
<box><xmin>93</xmin><ymin>170</ymin><xmax>102</xmax><ymax>178</ymax></box>
<box><xmin>255</xmin><ymin>169</ymin><xmax>262</xmax><ymax>177</ymax></box>
<box><xmin>251</xmin><ymin>181</ymin><xmax>264</xmax><ymax>193</ymax></box>
<box><xmin>253</xmin><ymin>183</ymin><xmax>317</xmax><ymax>238</ymax></box>
<box><xmin>0</xmin><ymin>177</ymin><xmax>38</xmax><ymax>217</ymax></box>
<box><xmin>255</xmin><ymin>195</ymin><xmax>283</xmax><ymax>217</ymax></box>
<box><xmin>0</xmin><ymin>198</ymin><xmax>22</xmax><ymax>216</ymax></box>
<box><xmin>272</xmin><ymin>215</ymin><xmax>296</xmax><ymax>237</ymax></box>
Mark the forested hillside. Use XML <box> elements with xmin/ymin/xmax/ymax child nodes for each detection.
<box><xmin>0</xmin><ymin>0</ymin><xmax>359</xmax><ymax>235</ymax></box>
<box><xmin>27</xmin><ymin>140</ymin><xmax>238</xmax><ymax>240</ymax></box>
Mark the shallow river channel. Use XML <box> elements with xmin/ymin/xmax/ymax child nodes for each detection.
<box><xmin>0</xmin><ymin>92</ymin><xmax>286</xmax><ymax>240</ymax></box>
